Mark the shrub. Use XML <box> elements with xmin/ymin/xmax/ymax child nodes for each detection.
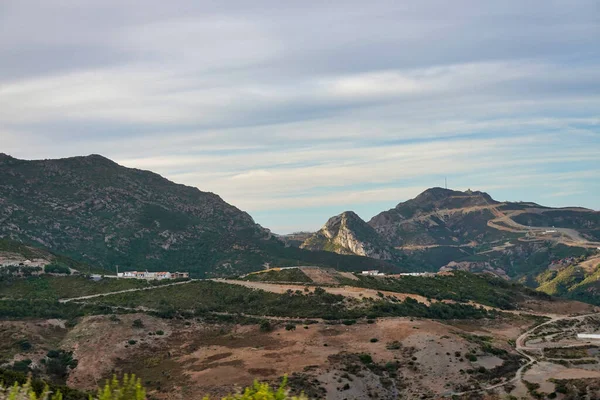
<box><xmin>358</xmin><ymin>354</ymin><xmax>373</xmax><ymax>364</ymax></box>
<box><xmin>0</xmin><ymin>379</ymin><xmax>63</xmax><ymax>400</ymax></box>
<box><xmin>370</xmin><ymin>338</ymin><xmax>378</xmax><ymax>343</ymax></box>
<box><xmin>342</xmin><ymin>319</ymin><xmax>356</xmax><ymax>326</ymax></box>
<box><xmin>16</xmin><ymin>340</ymin><xmax>31</xmax><ymax>351</ymax></box>
<box><xmin>96</xmin><ymin>375</ymin><xmax>145</xmax><ymax>400</ymax></box>
<box><xmin>285</xmin><ymin>324</ymin><xmax>296</xmax><ymax>331</ymax></box>
<box><xmin>128</xmin><ymin>340</ymin><xmax>137</xmax><ymax>345</ymax></box>
<box><xmin>155</xmin><ymin>330</ymin><xmax>164</xmax><ymax>335</ymax></box>
<box><xmin>259</xmin><ymin>320</ymin><xmax>272</xmax><ymax>332</ymax></box>
<box><xmin>44</xmin><ymin>264</ymin><xmax>71</xmax><ymax>275</ymax></box>
<box><xmin>386</xmin><ymin>341</ymin><xmax>402</xmax><ymax>350</ymax></box>
<box><xmin>466</xmin><ymin>353</ymin><xmax>478</xmax><ymax>362</ymax></box>
<box><xmin>132</xmin><ymin>319</ymin><xmax>144</xmax><ymax>328</ymax></box>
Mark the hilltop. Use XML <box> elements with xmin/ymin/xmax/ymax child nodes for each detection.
<box><xmin>0</xmin><ymin>154</ymin><xmax>393</xmax><ymax>277</ymax></box>
<box><xmin>301</xmin><ymin>211</ymin><xmax>393</xmax><ymax>260</ymax></box>
<box><xmin>301</xmin><ymin>188</ymin><xmax>600</xmax><ymax>286</ymax></box>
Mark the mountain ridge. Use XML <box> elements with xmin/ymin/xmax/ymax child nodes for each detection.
<box><xmin>0</xmin><ymin>154</ymin><xmax>394</xmax><ymax>276</ymax></box>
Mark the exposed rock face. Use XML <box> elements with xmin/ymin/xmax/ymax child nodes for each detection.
<box><xmin>301</xmin><ymin>211</ymin><xmax>392</xmax><ymax>259</ymax></box>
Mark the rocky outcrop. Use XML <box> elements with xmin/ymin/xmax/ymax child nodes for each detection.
<box><xmin>301</xmin><ymin>211</ymin><xmax>392</xmax><ymax>259</ymax></box>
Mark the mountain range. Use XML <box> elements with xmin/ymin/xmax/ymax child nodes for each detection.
<box><xmin>0</xmin><ymin>153</ymin><xmax>391</xmax><ymax>277</ymax></box>
<box><xmin>297</xmin><ymin>186</ymin><xmax>600</xmax><ymax>298</ymax></box>
<box><xmin>1</xmin><ymin>153</ymin><xmax>599</xmax><ymax>291</ymax></box>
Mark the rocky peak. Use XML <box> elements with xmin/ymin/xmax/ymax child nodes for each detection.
<box><xmin>302</xmin><ymin>211</ymin><xmax>392</xmax><ymax>259</ymax></box>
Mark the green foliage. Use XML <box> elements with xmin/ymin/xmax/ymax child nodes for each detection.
<box><xmin>206</xmin><ymin>376</ymin><xmax>306</xmax><ymax>400</ymax></box>
<box><xmin>16</xmin><ymin>340</ymin><xmax>31</xmax><ymax>351</ymax></box>
<box><xmin>44</xmin><ymin>264</ymin><xmax>71</xmax><ymax>275</ymax></box>
<box><xmin>96</xmin><ymin>375</ymin><xmax>145</xmax><ymax>400</ymax></box>
<box><xmin>0</xmin><ymin>276</ymin><xmax>154</xmax><ymax>302</ymax></box>
<box><xmin>338</xmin><ymin>271</ymin><xmax>547</xmax><ymax>310</ymax></box>
<box><xmin>358</xmin><ymin>354</ymin><xmax>373</xmax><ymax>364</ymax></box>
<box><xmin>131</xmin><ymin>319</ymin><xmax>144</xmax><ymax>329</ymax></box>
<box><xmin>0</xmin><ymin>374</ymin><xmax>306</xmax><ymax>400</ymax></box>
<box><xmin>0</xmin><ymin>369</ymin><xmax>88</xmax><ymax>400</ymax></box>
<box><xmin>259</xmin><ymin>320</ymin><xmax>272</xmax><ymax>332</ymax></box>
<box><xmin>0</xmin><ymin>157</ymin><xmax>393</xmax><ymax>277</ymax></box>
<box><xmin>90</xmin><ymin>280</ymin><xmax>492</xmax><ymax>320</ymax></box>
<box><xmin>0</xmin><ymin>379</ymin><xmax>63</xmax><ymax>400</ymax></box>
<box><xmin>243</xmin><ymin>269</ymin><xmax>312</xmax><ymax>283</ymax></box>
<box><xmin>0</xmin><ymin>299</ymin><xmax>113</xmax><ymax>320</ymax></box>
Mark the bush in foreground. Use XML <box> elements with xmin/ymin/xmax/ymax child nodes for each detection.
<box><xmin>0</xmin><ymin>375</ymin><xmax>306</xmax><ymax>400</ymax></box>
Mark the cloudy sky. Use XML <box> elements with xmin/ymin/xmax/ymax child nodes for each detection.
<box><xmin>1</xmin><ymin>1</ymin><xmax>599</xmax><ymax>233</ymax></box>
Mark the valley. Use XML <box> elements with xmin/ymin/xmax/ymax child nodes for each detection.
<box><xmin>1</xmin><ymin>154</ymin><xmax>599</xmax><ymax>399</ymax></box>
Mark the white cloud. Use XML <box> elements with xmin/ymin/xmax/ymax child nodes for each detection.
<box><xmin>1</xmin><ymin>0</ymin><xmax>599</xmax><ymax>230</ymax></box>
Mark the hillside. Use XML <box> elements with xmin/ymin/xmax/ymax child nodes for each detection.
<box><xmin>301</xmin><ymin>211</ymin><xmax>393</xmax><ymax>260</ymax></box>
<box><xmin>0</xmin><ymin>154</ymin><xmax>392</xmax><ymax>277</ymax></box>
<box><xmin>1</xmin><ymin>267</ymin><xmax>597</xmax><ymax>399</ymax></box>
<box><xmin>303</xmin><ymin>188</ymin><xmax>600</xmax><ymax>287</ymax></box>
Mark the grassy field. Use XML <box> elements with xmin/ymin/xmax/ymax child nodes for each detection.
<box><xmin>0</xmin><ymin>276</ymin><xmax>181</xmax><ymax>301</ymax></box>
<box><xmin>242</xmin><ymin>268</ymin><xmax>313</xmax><ymax>283</ymax></box>
<box><xmin>87</xmin><ymin>280</ymin><xmax>492</xmax><ymax>320</ymax></box>
<box><xmin>336</xmin><ymin>271</ymin><xmax>551</xmax><ymax>310</ymax></box>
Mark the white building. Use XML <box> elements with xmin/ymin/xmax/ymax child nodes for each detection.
<box><xmin>577</xmin><ymin>334</ymin><xmax>600</xmax><ymax>340</ymax></box>
<box><xmin>361</xmin><ymin>270</ymin><xmax>385</xmax><ymax>276</ymax></box>
<box><xmin>117</xmin><ymin>271</ymin><xmax>172</xmax><ymax>280</ymax></box>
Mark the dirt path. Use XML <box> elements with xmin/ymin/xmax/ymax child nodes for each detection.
<box><xmin>487</xmin><ymin>207</ymin><xmax>600</xmax><ymax>248</ymax></box>
<box><xmin>58</xmin><ymin>279</ymin><xmax>196</xmax><ymax>303</ymax></box>
<box><xmin>214</xmin><ymin>279</ymin><xmax>432</xmax><ymax>304</ymax></box>
<box><xmin>449</xmin><ymin>311</ymin><xmax>600</xmax><ymax>397</ymax></box>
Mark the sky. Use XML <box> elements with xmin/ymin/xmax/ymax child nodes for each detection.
<box><xmin>1</xmin><ymin>1</ymin><xmax>599</xmax><ymax>233</ymax></box>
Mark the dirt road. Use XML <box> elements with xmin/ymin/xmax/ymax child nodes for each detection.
<box><xmin>214</xmin><ymin>279</ymin><xmax>432</xmax><ymax>304</ymax></box>
<box><xmin>58</xmin><ymin>279</ymin><xmax>196</xmax><ymax>303</ymax></box>
<box><xmin>450</xmin><ymin>311</ymin><xmax>600</xmax><ymax>397</ymax></box>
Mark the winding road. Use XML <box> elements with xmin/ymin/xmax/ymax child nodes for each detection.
<box><xmin>451</xmin><ymin>311</ymin><xmax>600</xmax><ymax>397</ymax></box>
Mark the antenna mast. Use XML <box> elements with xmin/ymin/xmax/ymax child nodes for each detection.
<box><xmin>445</xmin><ymin>177</ymin><xmax>447</xmax><ymax>189</ymax></box>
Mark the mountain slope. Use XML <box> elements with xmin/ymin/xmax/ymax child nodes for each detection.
<box><xmin>304</xmin><ymin>188</ymin><xmax>599</xmax><ymax>278</ymax></box>
<box><xmin>0</xmin><ymin>154</ymin><xmax>392</xmax><ymax>276</ymax></box>
<box><xmin>301</xmin><ymin>211</ymin><xmax>392</xmax><ymax>259</ymax></box>
<box><xmin>368</xmin><ymin>187</ymin><xmax>507</xmax><ymax>247</ymax></box>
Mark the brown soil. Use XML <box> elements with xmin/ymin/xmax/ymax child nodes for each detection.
<box><xmin>41</xmin><ymin>315</ymin><xmax>536</xmax><ymax>399</ymax></box>
<box><xmin>217</xmin><ymin>279</ymin><xmax>431</xmax><ymax>304</ymax></box>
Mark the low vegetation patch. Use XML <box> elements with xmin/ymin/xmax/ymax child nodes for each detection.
<box><xmin>89</xmin><ymin>280</ymin><xmax>493</xmax><ymax>320</ymax></box>
<box><xmin>243</xmin><ymin>268</ymin><xmax>313</xmax><ymax>283</ymax></box>
<box><xmin>337</xmin><ymin>271</ymin><xmax>550</xmax><ymax>310</ymax></box>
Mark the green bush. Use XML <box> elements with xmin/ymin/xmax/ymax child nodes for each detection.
<box><xmin>0</xmin><ymin>375</ymin><xmax>306</xmax><ymax>400</ymax></box>
<box><xmin>132</xmin><ymin>319</ymin><xmax>144</xmax><ymax>329</ymax></box>
<box><xmin>358</xmin><ymin>354</ymin><xmax>373</xmax><ymax>364</ymax></box>
<box><xmin>369</xmin><ymin>338</ymin><xmax>378</xmax><ymax>343</ymax></box>
<box><xmin>155</xmin><ymin>330</ymin><xmax>164</xmax><ymax>335</ymax></box>
<box><xmin>285</xmin><ymin>324</ymin><xmax>296</xmax><ymax>331</ymax></box>
<box><xmin>259</xmin><ymin>320</ymin><xmax>272</xmax><ymax>332</ymax></box>
<box><xmin>44</xmin><ymin>264</ymin><xmax>71</xmax><ymax>275</ymax></box>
